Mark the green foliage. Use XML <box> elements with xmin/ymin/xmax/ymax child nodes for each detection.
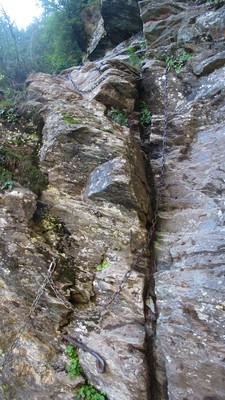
<box><xmin>0</xmin><ymin>146</ymin><xmax>48</xmax><ymax>194</ymax></box>
<box><xmin>96</xmin><ymin>262</ymin><xmax>110</xmax><ymax>271</ymax></box>
<box><xmin>126</xmin><ymin>46</ymin><xmax>143</xmax><ymax>68</ymax></box>
<box><xmin>0</xmin><ymin>0</ymin><xmax>86</xmax><ymax>84</ymax></box>
<box><xmin>139</xmin><ymin>102</ymin><xmax>152</xmax><ymax>126</ymax></box>
<box><xmin>63</xmin><ymin>115</ymin><xmax>82</xmax><ymax>124</ymax></box>
<box><xmin>107</xmin><ymin>108</ymin><xmax>128</xmax><ymax>127</ymax></box>
<box><xmin>164</xmin><ymin>52</ymin><xmax>192</xmax><ymax>72</ymax></box>
<box><xmin>66</xmin><ymin>345</ymin><xmax>83</xmax><ymax>378</ymax></box>
<box><xmin>0</xmin><ymin>106</ymin><xmax>19</xmax><ymax>123</ymax></box>
<box><xmin>40</xmin><ymin>11</ymin><xmax>82</xmax><ymax>73</ymax></box>
<box><xmin>0</xmin><ymin>168</ymin><xmax>14</xmax><ymax>190</ymax></box>
<box><xmin>76</xmin><ymin>384</ymin><xmax>106</xmax><ymax>400</ymax></box>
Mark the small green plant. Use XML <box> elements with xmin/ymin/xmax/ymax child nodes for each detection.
<box><xmin>63</xmin><ymin>115</ymin><xmax>82</xmax><ymax>124</ymax></box>
<box><xmin>76</xmin><ymin>384</ymin><xmax>106</xmax><ymax>400</ymax></box>
<box><xmin>0</xmin><ymin>106</ymin><xmax>19</xmax><ymax>123</ymax></box>
<box><xmin>139</xmin><ymin>102</ymin><xmax>152</xmax><ymax>126</ymax></box>
<box><xmin>66</xmin><ymin>345</ymin><xmax>83</xmax><ymax>378</ymax></box>
<box><xmin>107</xmin><ymin>108</ymin><xmax>128</xmax><ymax>126</ymax></box>
<box><xmin>126</xmin><ymin>46</ymin><xmax>143</xmax><ymax>68</ymax></box>
<box><xmin>165</xmin><ymin>52</ymin><xmax>192</xmax><ymax>72</ymax></box>
<box><xmin>0</xmin><ymin>168</ymin><xmax>14</xmax><ymax>190</ymax></box>
<box><xmin>96</xmin><ymin>261</ymin><xmax>110</xmax><ymax>271</ymax></box>
<box><xmin>0</xmin><ymin>146</ymin><xmax>48</xmax><ymax>194</ymax></box>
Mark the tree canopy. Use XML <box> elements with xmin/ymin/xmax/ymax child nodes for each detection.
<box><xmin>0</xmin><ymin>0</ymin><xmax>91</xmax><ymax>91</ymax></box>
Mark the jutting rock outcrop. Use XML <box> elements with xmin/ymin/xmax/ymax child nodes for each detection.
<box><xmin>82</xmin><ymin>0</ymin><xmax>143</xmax><ymax>59</ymax></box>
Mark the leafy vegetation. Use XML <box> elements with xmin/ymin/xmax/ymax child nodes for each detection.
<box><xmin>107</xmin><ymin>108</ymin><xmax>128</xmax><ymax>126</ymax></box>
<box><xmin>66</xmin><ymin>345</ymin><xmax>83</xmax><ymax>378</ymax></box>
<box><xmin>126</xmin><ymin>46</ymin><xmax>143</xmax><ymax>68</ymax></box>
<box><xmin>76</xmin><ymin>384</ymin><xmax>106</xmax><ymax>400</ymax></box>
<box><xmin>158</xmin><ymin>51</ymin><xmax>192</xmax><ymax>72</ymax></box>
<box><xmin>0</xmin><ymin>0</ymin><xmax>93</xmax><ymax>87</ymax></box>
<box><xmin>139</xmin><ymin>102</ymin><xmax>152</xmax><ymax>126</ymax></box>
<box><xmin>0</xmin><ymin>168</ymin><xmax>14</xmax><ymax>190</ymax></box>
<box><xmin>65</xmin><ymin>344</ymin><xmax>107</xmax><ymax>398</ymax></box>
<box><xmin>0</xmin><ymin>106</ymin><xmax>19</xmax><ymax>123</ymax></box>
<box><xmin>0</xmin><ymin>146</ymin><xmax>48</xmax><ymax>194</ymax></box>
<box><xmin>96</xmin><ymin>261</ymin><xmax>110</xmax><ymax>271</ymax></box>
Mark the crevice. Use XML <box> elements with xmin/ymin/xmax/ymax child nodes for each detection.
<box><xmin>136</xmin><ymin>74</ymin><xmax>169</xmax><ymax>399</ymax></box>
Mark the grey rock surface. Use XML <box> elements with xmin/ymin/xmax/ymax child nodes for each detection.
<box><xmin>140</xmin><ymin>2</ymin><xmax>225</xmax><ymax>397</ymax></box>
<box><xmin>192</xmin><ymin>50</ymin><xmax>225</xmax><ymax>76</ymax></box>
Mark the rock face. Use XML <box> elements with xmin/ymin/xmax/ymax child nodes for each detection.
<box><xmin>84</xmin><ymin>0</ymin><xmax>143</xmax><ymax>59</ymax></box>
<box><xmin>139</xmin><ymin>1</ymin><xmax>225</xmax><ymax>399</ymax></box>
<box><xmin>1</xmin><ymin>1</ymin><xmax>225</xmax><ymax>400</ymax></box>
<box><xmin>0</xmin><ymin>59</ymin><xmax>150</xmax><ymax>400</ymax></box>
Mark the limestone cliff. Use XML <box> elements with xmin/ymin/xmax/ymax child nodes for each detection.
<box><xmin>0</xmin><ymin>1</ymin><xmax>225</xmax><ymax>400</ymax></box>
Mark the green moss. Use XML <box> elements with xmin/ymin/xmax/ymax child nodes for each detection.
<box><xmin>102</xmin><ymin>128</ymin><xmax>113</xmax><ymax>133</ymax></box>
<box><xmin>40</xmin><ymin>211</ymin><xmax>63</xmax><ymax>243</ymax></box>
<box><xmin>63</xmin><ymin>115</ymin><xmax>82</xmax><ymax>124</ymax></box>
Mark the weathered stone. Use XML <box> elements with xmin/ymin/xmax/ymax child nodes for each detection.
<box><xmin>1</xmin><ymin>1</ymin><xmax>225</xmax><ymax>399</ymax></box>
<box><xmin>143</xmin><ymin>31</ymin><xmax>225</xmax><ymax>400</ymax></box>
<box><xmin>1</xmin><ymin>188</ymin><xmax>37</xmax><ymax>222</ymax></box>
<box><xmin>139</xmin><ymin>0</ymin><xmax>200</xmax><ymax>48</ymax></box>
<box><xmin>192</xmin><ymin>50</ymin><xmax>225</xmax><ymax>76</ymax></box>
<box><xmin>84</xmin><ymin>0</ymin><xmax>143</xmax><ymax>59</ymax></box>
<box><xmin>101</xmin><ymin>0</ymin><xmax>142</xmax><ymax>44</ymax></box>
<box><xmin>195</xmin><ymin>5</ymin><xmax>225</xmax><ymax>43</ymax></box>
<box><xmin>0</xmin><ymin>57</ymin><xmax>150</xmax><ymax>400</ymax></box>
<box><xmin>139</xmin><ymin>0</ymin><xmax>185</xmax><ymax>24</ymax></box>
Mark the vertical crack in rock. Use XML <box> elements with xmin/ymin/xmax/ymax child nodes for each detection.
<box><xmin>139</xmin><ymin>1</ymin><xmax>225</xmax><ymax>399</ymax></box>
